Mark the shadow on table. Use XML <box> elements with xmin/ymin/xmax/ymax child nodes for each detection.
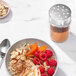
<box><xmin>56</xmin><ymin>32</ymin><xmax>76</xmax><ymax>61</ymax></box>
<box><xmin>55</xmin><ymin>68</ymin><xmax>67</xmax><ymax>76</ymax></box>
<box><xmin>0</xmin><ymin>9</ymin><xmax>13</xmax><ymax>23</ymax></box>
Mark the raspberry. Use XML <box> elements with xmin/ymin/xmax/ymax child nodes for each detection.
<box><xmin>43</xmin><ymin>60</ymin><xmax>49</xmax><ymax>66</ymax></box>
<box><xmin>41</xmin><ymin>74</ymin><xmax>47</xmax><ymax>76</ymax></box>
<box><xmin>39</xmin><ymin>66</ymin><xmax>45</xmax><ymax>74</ymax></box>
<box><xmin>47</xmin><ymin>68</ymin><xmax>55</xmax><ymax>76</ymax></box>
<box><xmin>35</xmin><ymin>50</ymin><xmax>41</xmax><ymax>58</ymax></box>
<box><xmin>39</xmin><ymin>53</ymin><xmax>47</xmax><ymax>61</ymax></box>
<box><xmin>49</xmin><ymin>59</ymin><xmax>57</xmax><ymax>66</ymax></box>
<box><xmin>45</xmin><ymin>50</ymin><xmax>53</xmax><ymax>58</ymax></box>
<box><xmin>33</xmin><ymin>57</ymin><xmax>41</xmax><ymax>65</ymax></box>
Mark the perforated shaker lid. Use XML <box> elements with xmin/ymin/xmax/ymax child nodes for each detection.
<box><xmin>49</xmin><ymin>4</ymin><xmax>71</xmax><ymax>27</ymax></box>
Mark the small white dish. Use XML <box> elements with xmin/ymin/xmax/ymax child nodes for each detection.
<box><xmin>0</xmin><ymin>1</ymin><xmax>10</xmax><ymax>18</ymax></box>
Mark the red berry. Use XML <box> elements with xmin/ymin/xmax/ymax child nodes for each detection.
<box><xmin>33</xmin><ymin>57</ymin><xmax>41</xmax><ymax>65</ymax></box>
<box><xmin>45</xmin><ymin>50</ymin><xmax>53</xmax><ymax>58</ymax></box>
<box><xmin>43</xmin><ymin>60</ymin><xmax>49</xmax><ymax>66</ymax></box>
<box><xmin>35</xmin><ymin>50</ymin><xmax>41</xmax><ymax>58</ymax></box>
<box><xmin>41</xmin><ymin>74</ymin><xmax>47</xmax><ymax>76</ymax></box>
<box><xmin>49</xmin><ymin>59</ymin><xmax>57</xmax><ymax>66</ymax></box>
<box><xmin>39</xmin><ymin>66</ymin><xmax>45</xmax><ymax>74</ymax></box>
<box><xmin>47</xmin><ymin>68</ymin><xmax>55</xmax><ymax>76</ymax></box>
<box><xmin>39</xmin><ymin>53</ymin><xmax>47</xmax><ymax>61</ymax></box>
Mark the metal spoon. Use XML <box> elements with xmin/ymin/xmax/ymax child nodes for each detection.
<box><xmin>0</xmin><ymin>39</ymin><xmax>10</xmax><ymax>68</ymax></box>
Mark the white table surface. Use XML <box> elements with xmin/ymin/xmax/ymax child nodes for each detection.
<box><xmin>0</xmin><ymin>0</ymin><xmax>76</xmax><ymax>76</ymax></box>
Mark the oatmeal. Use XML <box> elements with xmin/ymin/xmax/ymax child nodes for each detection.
<box><xmin>8</xmin><ymin>42</ymin><xmax>57</xmax><ymax>76</ymax></box>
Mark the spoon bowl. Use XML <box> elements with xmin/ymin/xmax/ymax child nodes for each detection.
<box><xmin>0</xmin><ymin>39</ymin><xmax>10</xmax><ymax>53</ymax></box>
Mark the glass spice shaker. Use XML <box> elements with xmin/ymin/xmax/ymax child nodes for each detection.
<box><xmin>49</xmin><ymin>4</ymin><xmax>71</xmax><ymax>42</ymax></box>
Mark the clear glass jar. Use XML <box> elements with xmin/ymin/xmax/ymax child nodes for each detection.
<box><xmin>49</xmin><ymin>4</ymin><xmax>71</xmax><ymax>42</ymax></box>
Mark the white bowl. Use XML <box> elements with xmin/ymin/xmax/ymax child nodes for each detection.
<box><xmin>5</xmin><ymin>38</ymin><xmax>58</xmax><ymax>76</ymax></box>
<box><xmin>0</xmin><ymin>1</ymin><xmax>10</xmax><ymax>18</ymax></box>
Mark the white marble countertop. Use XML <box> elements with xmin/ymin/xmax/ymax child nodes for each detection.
<box><xmin>0</xmin><ymin>0</ymin><xmax>76</xmax><ymax>76</ymax></box>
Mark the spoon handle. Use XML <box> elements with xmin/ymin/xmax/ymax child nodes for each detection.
<box><xmin>0</xmin><ymin>52</ymin><xmax>5</xmax><ymax>68</ymax></box>
<box><xmin>0</xmin><ymin>57</ymin><xmax>3</xmax><ymax>68</ymax></box>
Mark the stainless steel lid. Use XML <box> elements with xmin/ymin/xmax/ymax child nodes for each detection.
<box><xmin>49</xmin><ymin>4</ymin><xmax>71</xmax><ymax>27</ymax></box>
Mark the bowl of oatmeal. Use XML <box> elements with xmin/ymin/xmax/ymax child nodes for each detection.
<box><xmin>5</xmin><ymin>38</ymin><xmax>58</xmax><ymax>76</ymax></box>
<box><xmin>0</xmin><ymin>1</ymin><xmax>10</xmax><ymax>18</ymax></box>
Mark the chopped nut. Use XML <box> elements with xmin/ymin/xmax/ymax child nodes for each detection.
<box><xmin>0</xmin><ymin>3</ymin><xmax>8</xmax><ymax>16</ymax></box>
